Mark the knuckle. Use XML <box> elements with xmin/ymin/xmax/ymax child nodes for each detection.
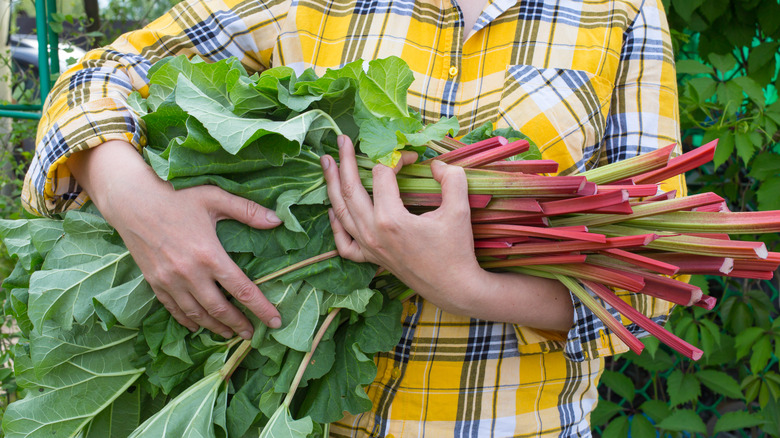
<box><xmin>374</xmin><ymin>213</ymin><xmax>400</xmax><ymax>232</ymax></box>
<box><xmin>231</xmin><ymin>282</ymin><xmax>259</xmax><ymax>303</ymax></box>
<box><xmin>332</xmin><ymin>205</ymin><xmax>350</xmax><ymax>222</ymax></box>
<box><xmin>205</xmin><ymin>303</ymin><xmax>232</xmax><ymax>319</ymax></box>
<box><xmin>244</xmin><ymin>199</ymin><xmax>263</xmax><ymax>220</ymax></box>
<box><xmin>341</xmin><ymin>183</ymin><xmax>357</xmax><ymax>200</ymax></box>
<box><xmin>184</xmin><ymin>308</ymin><xmax>206</xmax><ymax>321</ymax></box>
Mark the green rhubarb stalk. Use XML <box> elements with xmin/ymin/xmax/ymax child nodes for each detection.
<box><xmin>576</xmin><ymin>144</ymin><xmax>676</xmax><ymax>184</ymax></box>
<box><xmin>550</xmin><ymin>193</ymin><xmax>724</xmax><ymax>228</ymax></box>
<box><xmin>623</xmin><ymin>210</ymin><xmax>780</xmax><ymax>234</ymax></box>
<box><xmin>254</xmin><ymin>250</ymin><xmax>340</xmax><ymax>285</ymax></box>
<box><xmin>590</xmin><ymin>224</ymin><xmax>769</xmax><ymax>259</ymax></box>
<box><xmin>283</xmin><ymin>309</ymin><xmax>341</xmax><ymax>408</ymax></box>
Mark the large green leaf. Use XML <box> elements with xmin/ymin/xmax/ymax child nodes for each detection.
<box><xmin>3</xmin><ymin>325</ymin><xmax>144</xmax><ymax>438</ymax></box>
<box><xmin>358</xmin><ymin>56</ymin><xmax>413</xmax><ymax>119</ymax></box>
<box><xmin>128</xmin><ymin>371</ymin><xmax>225</xmax><ymax>438</ymax></box>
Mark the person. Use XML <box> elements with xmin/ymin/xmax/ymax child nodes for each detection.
<box><xmin>23</xmin><ymin>0</ymin><xmax>684</xmax><ymax>435</ymax></box>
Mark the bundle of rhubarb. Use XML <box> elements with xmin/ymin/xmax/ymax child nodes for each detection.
<box><xmin>3</xmin><ymin>53</ymin><xmax>776</xmax><ymax>438</ymax></box>
<box><xmin>386</xmin><ymin>134</ymin><xmax>780</xmax><ymax>361</ymax></box>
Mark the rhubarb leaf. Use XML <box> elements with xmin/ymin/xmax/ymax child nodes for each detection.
<box><xmin>2</xmin><ymin>325</ymin><xmax>144</xmax><ymax>438</ymax></box>
<box><xmin>259</xmin><ymin>405</ymin><xmax>313</xmax><ymax>438</ymax></box>
<box><xmin>271</xmin><ymin>283</ymin><xmax>323</xmax><ymax>352</ymax></box>
<box><xmin>128</xmin><ymin>372</ymin><xmax>225</xmax><ymax>438</ymax></box>
<box><xmin>82</xmin><ymin>388</ymin><xmax>142</xmax><ymax>438</ymax></box>
<box><xmin>358</xmin><ymin>56</ymin><xmax>412</xmax><ymax>119</ymax></box>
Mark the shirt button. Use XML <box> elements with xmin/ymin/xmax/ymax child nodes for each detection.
<box><xmin>391</xmin><ymin>367</ymin><xmax>401</xmax><ymax>378</ymax></box>
<box><xmin>448</xmin><ymin>66</ymin><xmax>458</xmax><ymax>77</ymax></box>
<box><xmin>387</xmin><ymin>435</ymin><xmax>396</xmax><ymax>438</ymax></box>
<box><xmin>139</xmin><ymin>136</ymin><xmax>147</xmax><ymax>146</ymax></box>
<box><xmin>408</xmin><ymin>303</ymin><xmax>418</xmax><ymax>315</ymax></box>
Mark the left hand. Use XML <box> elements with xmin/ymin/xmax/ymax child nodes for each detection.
<box><xmin>320</xmin><ymin>135</ymin><xmax>487</xmax><ymax>314</ymax></box>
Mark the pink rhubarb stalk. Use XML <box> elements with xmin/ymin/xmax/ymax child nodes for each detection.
<box><xmin>451</xmin><ymin>139</ymin><xmax>530</xmax><ymax>168</ymax></box>
<box><xmin>555</xmin><ymin>275</ymin><xmax>645</xmax><ymax>355</ymax></box>
<box><xmin>633</xmin><ymin>140</ymin><xmax>718</xmax><ymax>184</ymax></box>
<box><xmin>422</xmin><ymin>136</ymin><xmax>508</xmax><ymax>164</ymax></box>
<box><xmin>580</xmin><ymin>280</ymin><xmax>702</xmax><ymax>360</ymax></box>
<box><xmin>598</xmin><ymin>248</ymin><xmax>680</xmax><ymax>275</ymax></box>
<box><xmin>577</xmin><ymin>144</ymin><xmax>676</xmax><ymax>184</ymax></box>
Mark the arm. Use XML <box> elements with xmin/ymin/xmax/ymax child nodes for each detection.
<box><xmin>24</xmin><ymin>0</ymin><xmax>291</xmax><ymax>337</ymax></box>
<box><xmin>322</xmin><ymin>136</ymin><xmax>574</xmax><ymax>332</ymax></box>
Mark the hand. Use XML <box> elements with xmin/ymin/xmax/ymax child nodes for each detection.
<box><xmin>320</xmin><ymin>135</ymin><xmax>486</xmax><ymax>315</ymax></box>
<box><xmin>68</xmin><ymin>141</ymin><xmax>283</xmax><ymax>339</ymax></box>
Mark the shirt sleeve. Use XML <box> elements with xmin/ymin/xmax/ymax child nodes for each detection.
<box><xmin>515</xmin><ymin>0</ymin><xmax>686</xmax><ymax>361</ymax></box>
<box><xmin>22</xmin><ymin>0</ymin><xmax>290</xmax><ymax>217</ymax></box>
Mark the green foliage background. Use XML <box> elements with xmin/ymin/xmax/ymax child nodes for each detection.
<box><xmin>593</xmin><ymin>0</ymin><xmax>780</xmax><ymax>436</ymax></box>
<box><xmin>1</xmin><ymin>0</ymin><xmax>780</xmax><ymax>436</ymax></box>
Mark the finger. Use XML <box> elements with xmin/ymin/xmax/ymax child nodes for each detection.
<box><xmin>391</xmin><ymin>151</ymin><xmax>419</xmax><ymax>175</ymax></box>
<box><xmin>430</xmin><ymin>160</ymin><xmax>471</xmax><ymax>218</ymax></box>
<box><xmin>336</xmin><ymin>135</ymin><xmax>374</xmax><ymax>223</ymax></box>
<box><xmin>371</xmin><ymin>163</ymin><xmax>405</xmax><ymax>213</ymax></box>
<box><xmin>328</xmin><ymin>208</ymin><xmax>367</xmax><ymax>262</ymax></box>
<box><xmin>190</xmin><ymin>276</ymin><xmax>261</xmax><ymax>339</ymax></box>
<box><xmin>155</xmin><ymin>288</ymin><xmax>199</xmax><ymax>332</ymax></box>
<box><xmin>202</xmin><ymin>185</ymin><xmax>283</xmax><ymax>229</ymax></box>
<box><xmin>322</xmin><ymin>153</ymin><xmax>359</xmax><ymax>234</ymax></box>
<box><xmin>213</xmin><ymin>254</ymin><xmax>282</xmax><ymax>332</ymax></box>
<box><xmin>169</xmin><ymin>288</ymin><xmax>235</xmax><ymax>339</ymax></box>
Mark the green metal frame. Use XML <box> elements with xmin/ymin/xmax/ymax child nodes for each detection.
<box><xmin>0</xmin><ymin>0</ymin><xmax>60</xmax><ymax>120</ymax></box>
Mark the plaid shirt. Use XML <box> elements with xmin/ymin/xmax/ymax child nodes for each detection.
<box><xmin>24</xmin><ymin>0</ymin><xmax>684</xmax><ymax>435</ymax></box>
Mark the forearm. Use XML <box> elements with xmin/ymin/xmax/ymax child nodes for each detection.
<box><xmin>413</xmin><ymin>268</ymin><xmax>574</xmax><ymax>332</ymax></box>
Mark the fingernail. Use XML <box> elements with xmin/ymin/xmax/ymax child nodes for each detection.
<box><xmin>432</xmin><ymin>160</ymin><xmax>445</xmax><ymax>168</ymax></box>
<box><xmin>269</xmin><ymin>317</ymin><xmax>282</xmax><ymax>329</ymax></box>
<box><xmin>337</xmin><ymin>135</ymin><xmax>346</xmax><ymax>149</ymax></box>
<box><xmin>240</xmin><ymin>330</ymin><xmax>253</xmax><ymax>340</ymax></box>
<box><xmin>221</xmin><ymin>330</ymin><xmax>234</xmax><ymax>339</ymax></box>
<box><xmin>328</xmin><ymin>208</ymin><xmax>335</xmax><ymax>221</ymax></box>
<box><xmin>321</xmin><ymin>155</ymin><xmax>330</xmax><ymax>170</ymax></box>
<box><xmin>266</xmin><ymin>210</ymin><xmax>282</xmax><ymax>224</ymax></box>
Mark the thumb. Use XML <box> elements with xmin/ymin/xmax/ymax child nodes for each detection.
<box><xmin>430</xmin><ymin>160</ymin><xmax>470</xmax><ymax>217</ymax></box>
<box><xmin>204</xmin><ymin>186</ymin><xmax>283</xmax><ymax>229</ymax></box>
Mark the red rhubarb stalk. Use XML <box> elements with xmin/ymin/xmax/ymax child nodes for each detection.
<box><xmin>471</xmin><ymin>223</ymin><xmax>606</xmax><ymax>243</ymax></box>
<box><xmin>483</xmin><ymin>198</ymin><xmax>543</xmax><ymax>212</ymax></box>
<box><xmin>555</xmin><ymin>275</ymin><xmax>645</xmax><ymax>355</ymax></box>
<box><xmin>540</xmin><ymin>190</ymin><xmax>629</xmax><ymax>216</ymax></box>
<box><xmin>400</xmin><ymin>192</ymin><xmax>492</xmax><ymax>208</ymax></box>
<box><xmin>599</xmin><ymin>248</ymin><xmax>680</xmax><ymax>275</ymax></box>
<box><xmin>633</xmin><ymin>140</ymin><xmax>718</xmax><ymax>184</ymax></box>
<box><xmin>422</xmin><ymin>136</ymin><xmax>508</xmax><ymax>164</ymax></box>
<box><xmin>480</xmin><ymin>254</ymin><xmax>587</xmax><ymax>267</ymax></box>
<box><xmin>580</xmin><ymin>280</ymin><xmax>702</xmax><ymax>360</ymax></box>
<box><xmin>451</xmin><ymin>139</ymin><xmax>530</xmax><ymax>168</ymax></box>
<box><xmin>480</xmin><ymin>160</ymin><xmax>559</xmax><ymax>173</ymax></box>
<box><xmin>475</xmin><ymin>234</ymin><xmax>658</xmax><ymax>257</ymax></box>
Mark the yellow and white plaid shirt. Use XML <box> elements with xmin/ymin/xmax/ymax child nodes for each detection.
<box><xmin>24</xmin><ymin>0</ymin><xmax>684</xmax><ymax>435</ymax></box>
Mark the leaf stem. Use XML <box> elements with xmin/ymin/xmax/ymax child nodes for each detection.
<box><xmin>219</xmin><ymin>339</ymin><xmax>252</xmax><ymax>381</ymax></box>
<box><xmin>283</xmin><ymin>308</ymin><xmax>341</xmax><ymax>408</ymax></box>
<box><xmin>253</xmin><ymin>250</ymin><xmax>340</xmax><ymax>285</ymax></box>
<box><xmin>309</xmin><ymin>109</ymin><xmax>343</xmax><ymax>136</ymax></box>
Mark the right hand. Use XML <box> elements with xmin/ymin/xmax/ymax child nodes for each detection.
<box><xmin>67</xmin><ymin>140</ymin><xmax>283</xmax><ymax>339</ymax></box>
